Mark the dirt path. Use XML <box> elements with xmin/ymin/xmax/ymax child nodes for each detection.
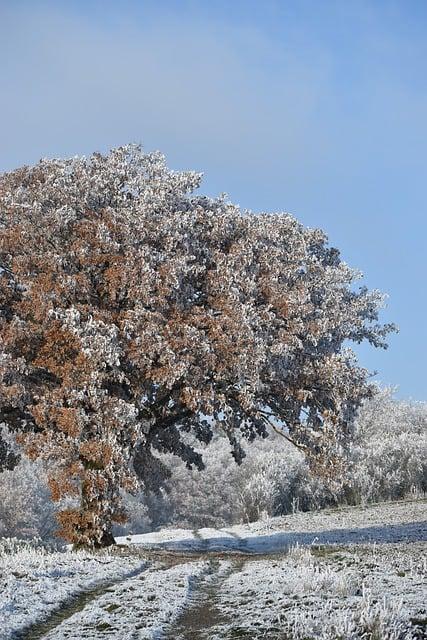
<box><xmin>160</xmin><ymin>530</ymin><xmax>254</xmax><ymax>640</ymax></box>
<box><xmin>162</xmin><ymin>558</ymin><xmax>246</xmax><ymax>640</ymax></box>
<box><xmin>10</xmin><ymin>562</ymin><xmax>149</xmax><ymax>640</ymax></box>
<box><xmin>7</xmin><ymin>503</ymin><xmax>426</xmax><ymax>640</ymax></box>
<box><xmin>9</xmin><ymin>542</ymin><xmax>426</xmax><ymax>639</ymax></box>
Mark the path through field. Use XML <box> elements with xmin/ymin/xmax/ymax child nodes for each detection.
<box><xmin>162</xmin><ymin>558</ymin><xmax>244</xmax><ymax>640</ymax></box>
<box><xmin>3</xmin><ymin>499</ymin><xmax>426</xmax><ymax>640</ymax></box>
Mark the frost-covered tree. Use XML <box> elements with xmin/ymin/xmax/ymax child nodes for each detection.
<box><xmin>0</xmin><ymin>453</ymin><xmax>56</xmax><ymax>540</ymax></box>
<box><xmin>345</xmin><ymin>388</ymin><xmax>427</xmax><ymax>503</ymax></box>
<box><xmin>0</xmin><ymin>145</ymin><xmax>394</xmax><ymax>547</ymax></box>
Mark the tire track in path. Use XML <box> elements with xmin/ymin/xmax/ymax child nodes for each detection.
<box><xmin>161</xmin><ymin>557</ymin><xmax>246</xmax><ymax>640</ymax></box>
<box><xmin>11</xmin><ymin>561</ymin><xmax>150</xmax><ymax>640</ymax></box>
<box><xmin>160</xmin><ymin>530</ymin><xmax>253</xmax><ymax>640</ymax></box>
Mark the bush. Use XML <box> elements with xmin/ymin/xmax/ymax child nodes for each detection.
<box><xmin>0</xmin><ymin>454</ymin><xmax>56</xmax><ymax>540</ymax></box>
<box><xmin>344</xmin><ymin>388</ymin><xmax>427</xmax><ymax>504</ymax></box>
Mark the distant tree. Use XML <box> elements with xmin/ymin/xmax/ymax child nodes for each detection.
<box><xmin>0</xmin><ymin>448</ymin><xmax>56</xmax><ymax>540</ymax></box>
<box><xmin>344</xmin><ymin>388</ymin><xmax>427</xmax><ymax>503</ymax></box>
<box><xmin>0</xmin><ymin>145</ymin><xmax>395</xmax><ymax>547</ymax></box>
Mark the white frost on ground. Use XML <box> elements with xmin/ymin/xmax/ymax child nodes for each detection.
<box><xmin>1</xmin><ymin>499</ymin><xmax>426</xmax><ymax>639</ymax></box>
<box><xmin>0</xmin><ymin>541</ymin><xmax>142</xmax><ymax>640</ymax></box>
<box><xmin>41</xmin><ymin>561</ymin><xmax>208</xmax><ymax>640</ymax></box>
<box><xmin>116</xmin><ymin>528</ymin><xmax>198</xmax><ymax>546</ymax></box>
<box><xmin>207</xmin><ymin>543</ymin><xmax>427</xmax><ymax>639</ymax></box>
<box><xmin>117</xmin><ymin>499</ymin><xmax>427</xmax><ymax>552</ymax></box>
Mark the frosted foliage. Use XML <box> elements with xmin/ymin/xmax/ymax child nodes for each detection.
<box><xmin>0</xmin><ymin>145</ymin><xmax>394</xmax><ymax>546</ymax></box>
<box><xmin>120</xmin><ymin>391</ymin><xmax>426</xmax><ymax>532</ymax></box>
<box><xmin>346</xmin><ymin>388</ymin><xmax>427</xmax><ymax>504</ymax></box>
<box><xmin>0</xmin><ymin>453</ymin><xmax>56</xmax><ymax>540</ymax></box>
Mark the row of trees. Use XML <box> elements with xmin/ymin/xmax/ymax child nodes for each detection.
<box><xmin>0</xmin><ymin>145</ymin><xmax>394</xmax><ymax>546</ymax></box>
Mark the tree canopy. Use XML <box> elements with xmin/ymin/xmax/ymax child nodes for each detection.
<box><xmin>0</xmin><ymin>145</ymin><xmax>394</xmax><ymax>546</ymax></box>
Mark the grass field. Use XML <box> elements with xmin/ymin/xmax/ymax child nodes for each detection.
<box><xmin>1</xmin><ymin>499</ymin><xmax>426</xmax><ymax>639</ymax></box>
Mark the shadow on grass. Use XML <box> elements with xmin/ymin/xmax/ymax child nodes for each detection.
<box><xmin>134</xmin><ymin>520</ymin><xmax>427</xmax><ymax>555</ymax></box>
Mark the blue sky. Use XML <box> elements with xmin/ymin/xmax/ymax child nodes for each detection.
<box><xmin>1</xmin><ymin>0</ymin><xmax>426</xmax><ymax>399</ymax></box>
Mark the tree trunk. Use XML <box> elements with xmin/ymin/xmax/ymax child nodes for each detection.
<box><xmin>94</xmin><ymin>528</ymin><xmax>116</xmax><ymax>548</ymax></box>
<box><xmin>77</xmin><ymin>478</ymin><xmax>116</xmax><ymax>549</ymax></box>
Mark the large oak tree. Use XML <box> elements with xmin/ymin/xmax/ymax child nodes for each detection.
<box><xmin>0</xmin><ymin>146</ymin><xmax>394</xmax><ymax>546</ymax></box>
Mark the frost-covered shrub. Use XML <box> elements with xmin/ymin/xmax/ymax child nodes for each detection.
<box><xmin>0</xmin><ymin>455</ymin><xmax>56</xmax><ymax>540</ymax></box>
<box><xmin>287</xmin><ymin>589</ymin><xmax>419</xmax><ymax>640</ymax></box>
<box><xmin>113</xmin><ymin>491</ymin><xmax>153</xmax><ymax>537</ymax></box>
<box><xmin>0</xmin><ymin>537</ymin><xmax>48</xmax><ymax>556</ymax></box>
<box><xmin>119</xmin><ymin>435</ymin><xmax>326</xmax><ymax>530</ymax></box>
<box><xmin>165</xmin><ymin>435</ymin><xmax>339</xmax><ymax>527</ymax></box>
<box><xmin>118</xmin><ymin>438</ymin><xmax>245</xmax><ymax>533</ymax></box>
<box><xmin>344</xmin><ymin>388</ymin><xmax>427</xmax><ymax>505</ymax></box>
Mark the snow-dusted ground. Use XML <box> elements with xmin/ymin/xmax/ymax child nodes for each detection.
<box><xmin>201</xmin><ymin>542</ymin><xmax>427</xmax><ymax>639</ymax></box>
<box><xmin>0</xmin><ymin>541</ymin><xmax>143</xmax><ymax>639</ymax></box>
<box><xmin>1</xmin><ymin>499</ymin><xmax>426</xmax><ymax>639</ymax></box>
<box><xmin>117</xmin><ymin>497</ymin><xmax>427</xmax><ymax>551</ymax></box>
<box><xmin>40</xmin><ymin>560</ymin><xmax>208</xmax><ymax>640</ymax></box>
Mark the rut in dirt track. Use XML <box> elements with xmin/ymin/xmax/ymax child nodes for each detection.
<box><xmin>162</xmin><ymin>557</ymin><xmax>246</xmax><ymax>640</ymax></box>
<box><xmin>10</xmin><ymin>562</ymin><xmax>149</xmax><ymax>640</ymax></box>
<box><xmin>160</xmin><ymin>529</ymin><xmax>258</xmax><ymax>640</ymax></box>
